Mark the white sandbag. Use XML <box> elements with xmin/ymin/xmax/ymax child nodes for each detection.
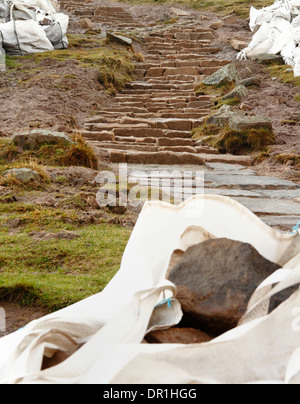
<box><xmin>240</xmin><ymin>0</ymin><xmax>300</xmax><ymax>76</ymax></box>
<box><xmin>11</xmin><ymin>0</ymin><xmax>59</xmax><ymax>13</ymax></box>
<box><xmin>11</xmin><ymin>1</ymin><xmax>38</xmax><ymax>21</ymax></box>
<box><xmin>292</xmin><ymin>46</ymin><xmax>300</xmax><ymax>75</ymax></box>
<box><xmin>269</xmin><ymin>18</ymin><xmax>294</xmax><ymax>54</ymax></box>
<box><xmin>237</xmin><ymin>22</ymin><xmax>274</xmax><ymax>60</ymax></box>
<box><xmin>0</xmin><ymin>0</ymin><xmax>9</xmax><ymax>21</ymax></box>
<box><xmin>0</xmin><ymin>19</ymin><xmax>53</xmax><ymax>54</ymax></box>
<box><xmin>42</xmin><ymin>12</ymin><xmax>68</xmax><ymax>49</ymax></box>
<box><xmin>0</xmin><ymin>195</ymin><xmax>300</xmax><ymax>384</ymax></box>
<box><xmin>281</xmin><ymin>39</ymin><xmax>297</xmax><ymax>65</ymax></box>
<box><xmin>0</xmin><ymin>30</ymin><xmax>5</xmax><ymax>71</ymax></box>
<box><xmin>250</xmin><ymin>6</ymin><xmax>274</xmax><ymax>32</ymax></box>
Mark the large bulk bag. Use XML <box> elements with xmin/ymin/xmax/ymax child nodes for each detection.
<box><xmin>0</xmin><ymin>19</ymin><xmax>53</xmax><ymax>55</ymax></box>
<box><xmin>240</xmin><ymin>0</ymin><xmax>300</xmax><ymax>76</ymax></box>
<box><xmin>42</xmin><ymin>12</ymin><xmax>68</xmax><ymax>49</ymax></box>
<box><xmin>0</xmin><ymin>30</ymin><xmax>5</xmax><ymax>71</ymax></box>
<box><xmin>11</xmin><ymin>0</ymin><xmax>59</xmax><ymax>13</ymax></box>
<box><xmin>0</xmin><ymin>0</ymin><xmax>9</xmax><ymax>21</ymax></box>
<box><xmin>0</xmin><ymin>195</ymin><xmax>300</xmax><ymax>384</ymax></box>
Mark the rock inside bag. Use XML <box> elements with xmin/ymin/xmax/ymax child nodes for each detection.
<box><xmin>168</xmin><ymin>238</ymin><xmax>281</xmax><ymax>335</ymax></box>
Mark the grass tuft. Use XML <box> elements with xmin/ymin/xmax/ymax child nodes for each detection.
<box><xmin>193</xmin><ymin>121</ymin><xmax>275</xmax><ymax>154</ymax></box>
<box><xmin>0</xmin><ymin>135</ymin><xmax>98</xmax><ymax>170</ymax></box>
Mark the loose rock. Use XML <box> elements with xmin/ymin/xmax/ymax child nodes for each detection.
<box><xmin>222</xmin><ymin>84</ymin><xmax>248</xmax><ymax>101</ymax></box>
<box><xmin>107</xmin><ymin>32</ymin><xmax>132</xmax><ymax>46</ymax></box>
<box><xmin>12</xmin><ymin>130</ymin><xmax>72</xmax><ymax>150</ymax></box>
<box><xmin>202</xmin><ymin>63</ymin><xmax>240</xmax><ymax>87</ymax></box>
<box><xmin>168</xmin><ymin>238</ymin><xmax>281</xmax><ymax>334</ymax></box>
<box><xmin>4</xmin><ymin>168</ymin><xmax>40</xmax><ymax>183</ymax></box>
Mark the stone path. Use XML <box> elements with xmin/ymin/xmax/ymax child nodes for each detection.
<box><xmin>61</xmin><ymin>2</ymin><xmax>300</xmax><ymax>231</ymax></box>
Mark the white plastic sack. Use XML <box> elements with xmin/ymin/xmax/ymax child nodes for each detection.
<box><xmin>0</xmin><ymin>0</ymin><xmax>9</xmax><ymax>21</ymax></box>
<box><xmin>239</xmin><ymin>0</ymin><xmax>300</xmax><ymax>76</ymax></box>
<box><xmin>11</xmin><ymin>2</ymin><xmax>38</xmax><ymax>21</ymax></box>
<box><xmin>238</xmin><ymin>22</ymin><xmax>274</xmax><ymax>60</ymax></box>
<box><xmin>0</xmin><ymin>195</ymin><xmax>300</xmax><ymax>384</ymax></box>
<box><xmin>42</xmin><ymin>12</ymin><xmax>68</xmax><ymax>49</ymax></box>
<box><xmin>11</xmin><ymin>0</ymin><xmax>59</xmax><ymax>13</ymax></box>
<box><xmin>0</xmin><ymin>19</ymin><xmax>53</xmax><ymax>54</ymax></box>
<box><xmin>0</xmin><ymin>29</ymin><xmax>5</xmax><ymax>71</ymax></box>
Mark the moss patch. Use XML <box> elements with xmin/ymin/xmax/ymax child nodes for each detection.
<box><xmin>276</xmin><ymin>154</ymin><xmax>300</xmax><ymax>170</ymax></box>
<box><xmin>195</xmin><ymin>81</ymin><xmax>239</xmax><ymax>108</ymax></box>
<box><xmin>266</xmin><ymin>64</ymin><xmax>300</xmax><ymax>87</ymax></box>
<box><xmin>193</xmin><ymin>121</ymin><xmax>275</xmax><ymax>154</ymax></box>
<box><xmin>0</xmin><ymin>134</ymin><xmax>98</xmax><ymax>170</ymax></box>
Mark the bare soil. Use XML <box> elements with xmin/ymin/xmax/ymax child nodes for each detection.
<box><xmin>0</xmin><ymin>58</ymin><xmax>110</xmax><ymax>136</ymax></box>
<box><xmin>0</xmin><ymin>301</ymin><xmax>47</xmax><ymax>336</ymax></box>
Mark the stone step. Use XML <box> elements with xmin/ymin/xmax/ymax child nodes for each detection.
<box><xmin>108</xmin><ymin>150</ymin><xmax>206</xmax><ymax>165</ymax></box>
<box><xmin>90</xmin><ymin>142</ymin><xmax>158</xmax><ymax>153</ymax></box>
<box><xmin>197</xmin><ymin>153</ymin><xmax>253</xmax><ymax>167</ymax></box>
<box><xmin>80</xmin><ymin>130</ymin><xmax>115</xmax><ymax>142</ymax></box>
<box><xmin>85</xmin><ymin>123</ymin><xmax>150</xmax><ymax>131</ymax></box>
<box><xmin>159</xmin><ymin>112</ymin><xmax>209</xmax><ymax>119</ymax></box>
<box><xmin>90</xmin><ymin>141</ymin><xmax>200</xmax><ymax>154</ymax></box>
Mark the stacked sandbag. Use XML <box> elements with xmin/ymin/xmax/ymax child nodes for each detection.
<box><xmin>0</xmin><ymin>28</ymin><xmax>5</xmax><ymax>71</ymax></box>
<box><xmin>0</xmin><ymin>0</ymin><xmax>68</xmax><ymax>56</ymax></box>
<box><xmin>238</xmin><ymin>0</ymin><xmax>300</xmax><ymax>77</ymax></box>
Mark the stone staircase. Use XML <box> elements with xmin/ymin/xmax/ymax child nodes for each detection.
<box><xmin>60</xmin><ymin>2</ymin><xmax>300</xmax><ymax>231</ymax></box>
<box><xmin>60</xmin><ymin>0</ymin><xmax>143</xmax><ymax>29</ymax></box>
<box><xmin>79</xmin><ymin>15</ymin><xmax>253</xmax><ymax>167</ymax></box>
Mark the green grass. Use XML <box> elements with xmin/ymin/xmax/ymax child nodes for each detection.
<box><xmin>0</xmin><ymin>219</ymin><xmax>131</xmax><ymax>311</ymax></box>
<box><xmin>266</xmin><ymin>64</ymin><xmax>300</xmax><ymax>87</ymax></box>
<box><xmin>116</xmin><ymin>0</ymin><xmax>274</xmax><ymax>18</ymax></box>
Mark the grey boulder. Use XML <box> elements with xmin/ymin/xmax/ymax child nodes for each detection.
<box><xmin>12</xmin><ymin>130</ymin><xmax>72</xmax><ymax>150</ymax></box>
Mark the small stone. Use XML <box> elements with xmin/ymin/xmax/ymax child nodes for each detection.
<box><xmin>221</xmin><ymin>13</ymin><xmax>238</xmax><ymax>25</ymax></box>
<box><xmin>107</xmin><ymin>32</ymin><xmax>132</xmax><ymax>46</ymax></box>
<box><xmin>170</xmin><ymin>7</ymin><xmax>191</xmax><ymax>17</ymax></box>
<box><xmin>238</xmin><ymin>77</ymin><xmax>261</xmax><ymax>88</ymax></box>
<box><xmin>252</xmin><ymin>53</ymin><xmax>284</xmax><ymax>65</ymax></box>
<box><xmin>78</xmin><ymin>17</ymin><xmax>95</xmax><ymax>30</ymax></box>
<box><xmin>210</xmin><ymin>20</ymin><xmax>224</xmax><ymax>30</ymax></box>
<box><xmin>240</xmin><ymin>103</ymin><xmax>252</xmax><ymax>111</ymax></box>
<box><xmin>12</xmin><ymin>130</ymin><xmax>72</xmax><ymax>150</ymax></box>
<box><xmin>6</xmin><ymin>218</ymin><xmax>21</xmax><ymax>229</ymax></box>
<box><xmin>202</xmin><ymin>64</ymin><xmax>240</xmax><ymax>87</ymax></box>
<box><xmin>222</xmin><ymin>84</ymin><xmax>248</xmax><ymax>101</ymax></box>
<box><xmin>206</xmin><ymin>105</ymin><xmax>238</xmax><ymax>127</ymax></box>
<box><xmin>4</xmin><ymin>168</ymin><xmax>40</xmax><ymax>183</ymax></box>
<box><xmin>230</xmin><ymin>39</ymin><xmax>248</xmax><ymax>51</ymax></box>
